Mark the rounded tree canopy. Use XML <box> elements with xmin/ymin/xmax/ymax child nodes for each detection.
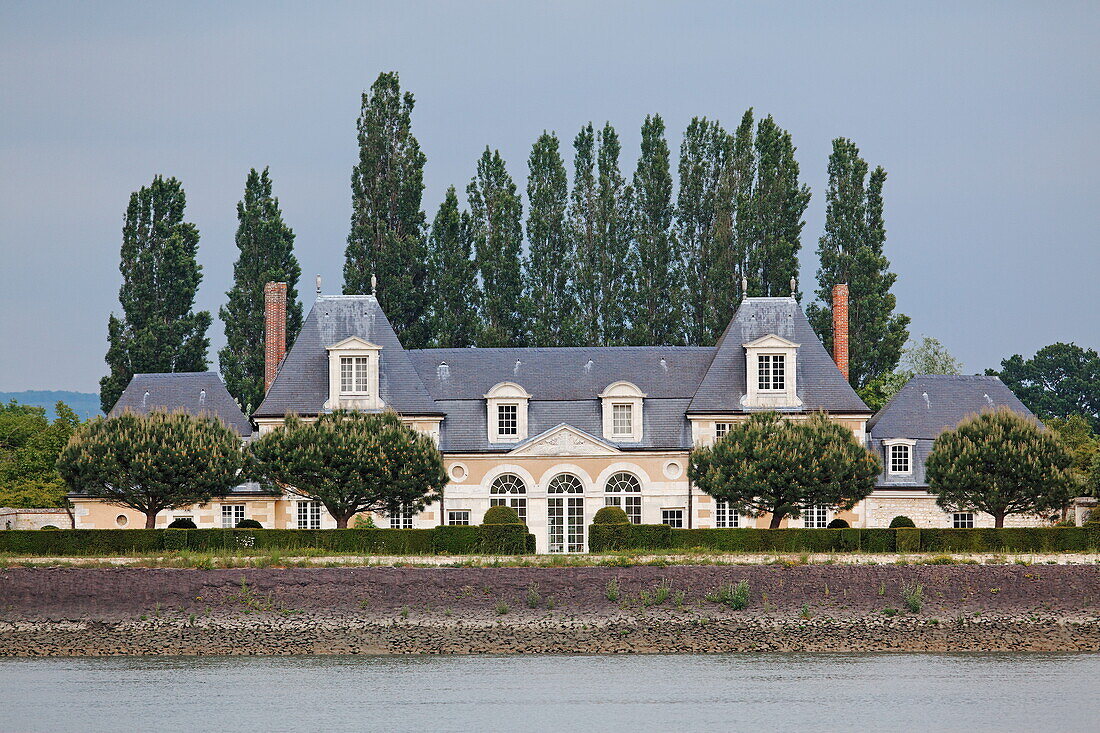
<box><xmin>593</xmin><ymin>506</ymin><xmax>630</xmax><ymax>525</ymax></box>
<box><xmin>888</xmin><ymin>515</ymin><xmax>916</xmax><ymax>528</ymax></box>
<box><xmin>168</xmin><ymin>518</ymin><xmax>198</xmax><ymax>529</ymax></box>
<box><xmin>235</xmin><ymin>518</ymin><xmax>263</xmax><ymax>529</ymax></box>
<box><xmin>826</xmin><ymin>518</ymin><xmax>850</xmax><ymax>528</ymax></box>
<box><xmin>482</xmin><ymin>504</ymin><xmax>523</xmax><ymax>525</ymax></box>
<box><xmin>926</xmin><ymin>407</ymin><xmax>1074</xmax><ymax>527</ymax></box>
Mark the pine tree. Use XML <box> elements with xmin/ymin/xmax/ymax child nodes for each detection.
<box><xmin>467</xmin><ymin>148</ymin><xmax>526</xmax><ymax>347</ymax></box>
<box><xmin>677</xmin><ymin>118</ymin><xmax>732</xmax><ymax>345</ymax></box>
<box><xmin>807</xmin><ymin>138</ymin><xmax>910</xmax><ymax>387</ymax></box>
<box><xmin>344</xmin><ymin>71</ymin><xmax>429</xmax><ymax>347</ymax></box>
<box><xmin>593</xmin><ymin>122</ymin><xmax>633</xmax><ymax>345</ymax></box>
<box><xmin>218</xmin><ymin>167</ymin><xmax>302</xmax><ymax>414</ymax></box>
<box><xmin>424</xmin><ymin>186</ymin><xmax>479</xmax><ymax>347</ymax></box>
<box><xmin>627</xmin><ymin>114</ymin><xmax>682</xmax><ymax>345</ymax></box>
<box><xmin>100</xmin><ymin>176</ymin><xmax>211</xmax><ymax>413</ymax></box>
<box><xmin>569</xmin><ymin>123</ymin><xmax>601</xmax><ymax>346</ymax></box>
<box><xmin>524</xmin><ymin>132</ymin><xmax>579</xmax><ymax>346</ymax></box>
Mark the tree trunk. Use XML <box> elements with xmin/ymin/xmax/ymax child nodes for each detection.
<box><xmin>145</xmin><ymin>512</ymin><xmax>157</xmax><ymax>529</ymax></box>
<box><xmin>336</xmin><ymin>515</ymin><xmax>349</xmax><ymax>529</ymax></box>
<box><xmin>769</xmin><ymin>512</ymin><xmax>783</xmax><ymax>529</ymax></box>
<box><xmin>994</xmin><ymin>513</ymin><xmax>1005</xmax><ymax>529</ymax></box>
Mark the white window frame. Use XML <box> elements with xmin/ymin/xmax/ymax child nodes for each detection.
<box><xmin>489</xmin><ymin>473</ymin><xmax>527</xmax><ymax>524</ymax></box>
<box><xmin>953</xmin><ymin>512</ymin><xmax>975</xmax><ymax>529</ymax></box>
<box><xmin>611</xmin><ymin>403</ymin><xmax>633</xmax><ymax>437</ymax></box>
<box><xmin>389</xmin><ymin>505</ymin><xmax>415</xmax><ymax>529</ymax></box>
<box><xmin>742</xmin><ymin>334</ymin><xmax>801</xmax><ymax>409</ymax></box>
<box><xmin>221</xmin><ymin>504</ymin><xmax>245</xmax><ymax>528</ymax></box>
<box><xmin>661</xmin><ymin>508</ymin><xmax>685</xmax><ymax>528</ymax></box>
<box><xmin>758</xmin><ymin>353</ymin><xmax>786</xmax><ymax>392</ymax></box>
<box><xmin>883</xmin><ymin>438</ymin><xmax>916</xmax><ymax>476</ymax></box>
<box><xmin>447</xmin><ymin>510</ymin><xmax>471</xmax><ymax>526</ymax></box>
<box><xmin>605</xmin><ymin>472</ymin><xmax>642</xmax><ymax>524</ymax></box>
<box><xmin>804</xmin><ymin>505</ymin><xmax>829</xmax><ymax>529</ymax></box>
<box><xmin>325</xmin><ymin>336</ymin><xmax>383</xmax><ymax>410</ymax></box>
<box><xmin>339</xmin><ymin>355</ymin><xmax>371</xmax><ymax>394</ymax></box>
<box><xmin>599</xmin><ymin>381</ymin><xmax>645</xmax><ymax>442</ymax></box>
<box><xmin>714</xmin><ymin>500</ymin><xmax>741</xmax><ymax>528</ymax></box>
<box><xmin>297</xmin><ymin>501</ymin><xmax>322</xmax><ymax>530</ymax></box>
<box><xmin>485</xmin><ymin>382</ymin><xmax>530</xmax><ymax>443</ymax></box>
<box><xmin>497</xmin><ymin>403</ymin><xmax>519</xmax><ymax>437</ymax></box>
<box><xmin>714</xmin><ymin>422</ymin><xmax>731</xmax><ymax>440</ymax></box>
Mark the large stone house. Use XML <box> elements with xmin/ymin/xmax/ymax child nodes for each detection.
<box><xmin>75</xmin><ymin>283</ymin><xmax>1048</xmax><ymax>547</ymax></box>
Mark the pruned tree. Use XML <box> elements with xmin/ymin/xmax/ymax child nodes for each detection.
<box><xmin>925</xmin><ymin>408</ymin><xmax>1074</xmax><ymax>527</ymax></box>
<box><xmin>689</xmin><ymin>412</ymin><xmax>880</xmax><ymax>528</ymax></box>
<box><xmin>246</xmin><ymin>410</ymin><xmax>447</xmax><ymax>528</ymax></box>
<box><xmin>57</xmin><ymin>411</ymin><xmax>242</xmax><ymax>528</ymax></box>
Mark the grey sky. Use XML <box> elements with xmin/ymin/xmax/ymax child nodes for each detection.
<box><xmin>1</xmin><ymin>1</ymin><xmax>1097</xmax><ymax>393</ymax></box>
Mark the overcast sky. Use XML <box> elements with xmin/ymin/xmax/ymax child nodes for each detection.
<box><xmin>1</xmin><ymin>1</ymin><xmax>1097</xmax><ymax>394</ymax></box>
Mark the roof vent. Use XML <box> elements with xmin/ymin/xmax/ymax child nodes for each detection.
<box><xmin>199</xmin><ymin>389</ymin><xmax>206</xmax><ymax>405</ymax></box>
<box><xmin>514</xmin><ymin>360</ymin><xmax>522</xmax><ymax>375</ymax></box>
<box><xmin>922</xmin><ymin>392</ymin><xmax>931</xmax><ymax>409</ymax></box>
<box><xmin>659</xmin><ymin>358</ymin><xmax>668</xmax><ymax>371</ymax></box>
<box><xmin>584</xmin><ymin>360</ymin><xmax>593</xmax><ymax>373</ymax></box>
<box><xmin>984</xmin><ymin>393</ymin><xmax>994</xmax><ymax>407</ymax></box>
<box><xmin>142</xmin><ymin>391</ymin><xmax>149</xmax><ymax>408</ymax></box>
<box><xmin>437</xmin><ymin>361</ymin><xmax>450</xmax><ymax>380</ymax></box>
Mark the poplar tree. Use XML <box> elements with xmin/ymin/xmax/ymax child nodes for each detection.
<box><xmin>628</xmin><ymin>114</ymin><xmax>681</xmax><ymax>345</ymax></box>
<box><xmin>677</xmin><ymin>118</ymin><xmax>732</xmax><ymax>345</ymax></box>
<box><xmin>524</xmin><ymin>132</ymin><xmax>579</xmax><ymax>346</ymax></box>
<box><xmin>344</xmin><ymin>71</ymin><xmax>429</xmax><ymax>347</ymax></box>
<box><xmin>467</xmin><ymin>148</ymin><xmax>526</xmax><ymax>347</ymax></box>
<box><xmin>569</xmin><ymin>123</ymin><xmax>601</xmax><ymax>346</ymax></box>
<box><xmin>593</xmin><ymin>122</ymin><xmax>633</xmax><ymax>345</ymax></box>
<box><xmin>219</xmin><ymin>167</ymin><xmax>302</xmax><ymax>413</ymax></box>
<box><xmin>808</xmin><ymin>138</ymin><xmax>909</xmax><ymax>387</ymax></box>
<box><xmin>424</xmin><ymin>186</ymin><xmax>479</xmax><ymax>347</ymax></box>
<box><xmin>100</xmin><ymin>176</ymin><xmax>210</xmax><ymax>413</ymax></box>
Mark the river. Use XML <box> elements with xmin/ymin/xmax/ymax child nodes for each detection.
<box><xmin>0</xmin><ymin>653</ymin><xmax>1093</xmax><ymax>732</ymax></box>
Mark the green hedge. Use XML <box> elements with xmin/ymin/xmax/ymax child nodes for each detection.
<box><xmin>918</xmin><ymin>527</ymin><xmax>1095</xmax><ymax>553</ymax></box>
<box><xmin>589</xmin><ymin>523</ymin><xmax>673</xmax><ymax>552</ymax></box>
<box><xmin>0</xmin><ymin>526</ymin><xmax>535</xmax><ymax>557</ymax></box>
<box><xmin>670</xmin><ymin>528</ymin><xmax>897</xmax><ymax>553</ymax></box>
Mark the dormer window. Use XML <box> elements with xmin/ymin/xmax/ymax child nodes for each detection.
<box><xmin>485</xmin><ymin>382</ymin><xmax>530</xmax><ymax>443</ymax></box>
<box><xmin>883</xmin><ymin>438</ymin><xmax>916</xmax><ymax>475</ymax></box>
<box><xmin>599</xmin><ymin>382</ymin><xmax>645</xmax><ymax>442</ymax></box>
<box><xmin>326</xmin><ymin>336</ymin><xmax>382</xmax><ymax>410</ymax></box>
<box><xmin>758</xmin><ymin>354</ymin><xmax>786</xmax><ymax>391</ymax></box>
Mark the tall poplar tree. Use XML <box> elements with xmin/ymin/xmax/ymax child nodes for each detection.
<box><xmin>677</xmin><ymin>117</ymin><xmax>732</xmax><ymax>345</ymax></box>
<box><xmin>100</xmin><ymin>176</ymin><xmax>210</xmax><ymax>413</ymax></box>
<box><xmin>807</xmin><ymin>138</ymin><xmax>910</xmax><ymax>387</ymax></box>
<box><xmin>568</xmin><ymin>123</ymin><xmax>600</xmax><ymax>346</ymax></box>
<box><xmin>467</xmin><ymin>148</ymin><xmax>526</xmax><ymax>347</ymax></box>
<box><xmin>524</xmin><ymin>132</ymin><xmax>579</xmax><ymax>346</ymax></box>
<box><xmin>627</xmin><ymin>114</ymin><xmax>682</xmax><ymax>345</ymax></box>
<box><xmin>219</xmin><ymin>167</ymin><xmax>302</xmax><ymax>413</ymax></box>
<box><xmin>424</xmin><ymin>186</ymin><xmax>479</xmax><ymax>347</ymax></box>
<box><xmin>593</xmin><ymin>122</ymin><xmax>633</xmax><ymax>345</ymax></box>
<box><xmin>344</xmin><ymin>71</ymin><xmax>429</xmax><ymax>347</ymax></box>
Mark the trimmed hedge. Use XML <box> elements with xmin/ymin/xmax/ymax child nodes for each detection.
<box><xmin>918</xmin><ymin>527</ymin><xmax>1094</xmax><ymax>553</ymax></box>
<box><xmin>0</xmin><ymin>526</ymin><xmax>536</xmax><ymax>557</ymax></box>
<box><xmin>669</xmin><ymin>528</ymin><xmax>897</xmax><ymax>553</ymax></box>
<box><xmin>589</xmin><ymin>523</ymin><xmax>673</xmax><ymax>552</ymax></box>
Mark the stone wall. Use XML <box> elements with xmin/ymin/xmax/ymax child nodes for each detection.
<box><xmin>0</xmin><ymin>508</ymin><xmax>71</xmax><ymax>530</ymax></box>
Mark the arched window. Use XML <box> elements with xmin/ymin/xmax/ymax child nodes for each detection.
<box><xmin>604</xmin><ymin>471</ymin><xmax>642</xmax><ymax>524</ymax></box>
<box><xmin>489</xmin><ymin>473</ymin><xmax>527</xmax><ymax>523</ymax></box>
<box><xmin>546</xmin><ymin>473</ymin><xmax>584</xmax><ymax>553</ymax></box>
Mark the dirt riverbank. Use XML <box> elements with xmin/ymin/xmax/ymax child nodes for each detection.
<box><xmin>2</xmin><ymin>565</ymin><xmax>1098</xmax><ymax>655</ymax></box>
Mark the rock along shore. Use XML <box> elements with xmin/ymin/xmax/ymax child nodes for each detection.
<box><xmin>2</xmin><ymin>565</ymin><xmax>1098</xmax><ymax>655</ymax></box>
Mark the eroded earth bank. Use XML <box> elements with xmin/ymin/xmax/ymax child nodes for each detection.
<box><xmin>2</xmin><ymin>565</ymin><xmax>1099</xmax><ymax>655</ymax></box>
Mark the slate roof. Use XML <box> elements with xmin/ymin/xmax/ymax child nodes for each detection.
<box><xmin>868</xmin><ymin>375</ymin><xmax>1035</xmax><ymax>440</ymax></box>
<box><xmin>110</xmin><ymin>372</ymin><xmax>253</xmax><ymax>437</ymax></box>
<box><xmin>254</xmin><ymin>295</ymin><xmax>441</xmax><ymax>418</ymax></box>
<box><xmin>688</xmin><ymin>297</ymin><xmax>870</xmax><ymax>414</ymax></box>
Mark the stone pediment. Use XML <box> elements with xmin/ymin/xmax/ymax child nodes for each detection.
<box><xmin>326</xmin><ymin>336</ymin><xmax>382</xmax><ymax>351</ymax></box>
<box><xmin>742</xmin><ymin>333</ymin><xmax>800</xmax><ymax>349</ymax></box>
<box><xmin>508</xmin><ymin>424</ymin><xmax>620</xmax><ymax>457</ymax></box>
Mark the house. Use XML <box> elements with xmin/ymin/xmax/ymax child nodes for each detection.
<box><xmin>862</xmin><ymin>374</ymin><xmax>1045</xmax><ymax>528</ymax></box>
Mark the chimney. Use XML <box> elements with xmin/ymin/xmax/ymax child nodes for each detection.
<box><xmin>832</xmin><ymin>283</ymin><xmax>849</xmax><ymax>381</ymax></box>
<box><xmin>264</xmin><ymin>282</ymin><xmax>288</xmax><ymax>393</ymax></box>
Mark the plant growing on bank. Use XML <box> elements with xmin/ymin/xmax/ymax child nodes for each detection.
<box><xmin>247</xmin><ymin>410</ymin><xmax>446</xmax><ymax>528</ymax></box>
<box><xmin>57</xmin><ymin>411</ymin><xmax>242</xmax><ymax>528</ymax></box>
<box><xmin>690</xmin><ymin>412</ymin><xmax>880</xmax><ymax>528</ymax></box>
<box><xmin>901</xmin><ymin>583</ymin><xmax>924</xmax><ymax>613</ymax></box>
<box><xmin>925</xmin><ymin>408</ymin><xmax>1074</xmax><ymax>527</ymax></box>
<box><xmin>705</xmin><ymin>580</ymin><xmax>750</xmax><ymax>610</ymax></box>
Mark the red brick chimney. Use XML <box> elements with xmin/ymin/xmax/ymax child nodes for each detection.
<box><xmin>264</xmin><ymin>282</ymin><xmax>288</xmax><ymax>393</ymax></box>
<box><xmin>832</xmin><ymin>283</ymin><xmax>849</xmax><ymax>381</ymax></box>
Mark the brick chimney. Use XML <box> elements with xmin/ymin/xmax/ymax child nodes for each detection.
<box><xmin>832</xmin><ymin>283</ymin><xmax>849</xmax><ymax>380</ymax></box>
<box><xmin>264</xmin><ymin>282</ymin><xmax>288</xmax><ymax>393</ymax></box>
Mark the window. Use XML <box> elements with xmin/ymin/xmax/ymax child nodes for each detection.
<box><xmin>340</xmin><ymin>356</ymin><xmax>370</xmax><ymax>393</ymax></box>
<box><xmin>548</xmin><ymin>474</ymin><xmax>585</xmax><ymax>553</ymax></box>
<box><xmin>953</xmin><ymin>512</ymin><xmax>974</xmax><ymax>529</ymax></box>
<box><xmin>804</xmin><ymin>505</ymin><xmax>828</xmax><ymax>528</ymax></box>
<box><xmin>221</xmin><ymin>504</ymin><xmax>245</xmax><ymax>528</ymax></box>
<box><xmin>715</xmin><ymin>422</ymin><xmax>730</xmax><ymax>440</ymax></box>
<box><xmin>389</xmin><ymin>505</ymin><xmax>414</xmax><ymax>529</ymax></box>
<box><xmin>758</xmin><ymin>354</ymin><xmax>786</xmax><ymax>391</ymax></box>
<box><xmin>612</xmin><ymin>404</ymin><xmax>633</xmax><ymax>437</ymax></box>
<box><xmin>605</xmin><ymin>472</ymin><xmax>642</xmax><ymax>524</ymax></box>
<box><xmin>447</xmin><ymin>510</ymin><xmax>470</xmax><ymax>526</ymax></box>
<box><xmin>715</xmin><ymin>500</ymin><xmax>740</xmax><ymax>528</ymax></box>
<box><xmin>889</xmin><ymin>444</ymin><xmax>912</xmax><ymax>474</ymax></box>
<box><xmin>497</xmin><ymin>404</ymin><xmax>518</xmax><ymax>436</ymax></box>
<box><xmin>297</xmin><ymin>501</ymin><xmax>321</xmax><ymax>530</ymax></box>
<box><xmin>490</xmin><ymin>474</ymin><xmax>527</xmax><ymax>524</ymax></box>
<box><xmin>661</xmin><ymin>508</ymin><xmax>684</xmax><ymax>528</ymax></box>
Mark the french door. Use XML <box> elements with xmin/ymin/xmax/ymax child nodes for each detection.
<box><xmin>547</xmin><ymin>473</ymin><xmax>585</xmax><ymax>553</ymax></box>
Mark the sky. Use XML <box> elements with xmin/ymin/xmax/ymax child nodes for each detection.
<box><xmin>1</xmin><ymin>0</ymin><xmax>1097</xmax><ymax>394</ymax></box>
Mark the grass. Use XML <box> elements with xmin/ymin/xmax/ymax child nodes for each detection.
<box><xmin>705</xmin><ymin>580</ymin><xmax>750</xmax><ymax>610</ymax></box>
<box><xmin>495</xmin><ymin>599</ymin><xmax>510</xmax><ymax>615</ymax></box>
<box><xmin>605</xmin><ymin>577</ymin><xmax>620</xmax><ymax>602</ymax></box>
<box><xmin>902</xmin><ymin>582</ymin><xmax>924</xmax><ymax>613</ymax></box>
<box><xmin>639</xmin><ymin>578</ymin><xmax>673</xmax><ymax>607</ymax></box>
<box><xmin>525</xmin><ymin>582</ymin><xmax>541</xmax><ymax>608</ymax></box>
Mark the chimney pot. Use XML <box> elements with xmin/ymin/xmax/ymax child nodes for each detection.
<box><xmin>264</xmin><ymin>282</ymin><xmax>288</xmax><ymax>394</ymax></box>
<box><xmin>832</xmin><ymin>283</ymin><xmax>850</xmax><ymax>381</ymax></box>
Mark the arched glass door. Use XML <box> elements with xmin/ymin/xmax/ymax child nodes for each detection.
<box><xmin>547</xmin><ymin>473</ymin><xmax>584</xmax><ymax>553</ymax></box>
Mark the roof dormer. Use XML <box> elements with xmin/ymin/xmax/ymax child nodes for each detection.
<box><xmin>599</xmin><ymin>381</ymin><xmax>646</xmax><ymax>442</ymax></box>
<box><xmin>485</xmin><ymin>381</ymin><xmax>531</xmax><ymax>444</ymax></box>
<box><xmin>742</xmin><ymin>334</ymin><xmax>802</xmax><ymax>409</ymax></box>
<box><xmin>326</xmin><ymin>336</ymin><xmax>383</xmax><ymax>410</ymax></box>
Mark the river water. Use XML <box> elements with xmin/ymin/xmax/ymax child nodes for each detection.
<box><xmin>0</xmin><ymin>653</ymin><xmax>1093</xmax><ymax>732</ymax></box>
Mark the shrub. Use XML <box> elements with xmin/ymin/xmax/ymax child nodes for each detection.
<box><xmin>432</xmin><ymin>525</ymin><xmax>481</xmax><ymax>554</ymax></box>
<box><xmin>902</xmin><ymin>582</ymin><xmax>924</xmax><ymax>613</ymax></box>
<box><xmin>896</xmin><ymin>527</ymin><xmax>920</xmax><ymax>552</ymax></box>
<box><xmin>481</xmin><ymin>505</ymin><xmax>522</xmax><ymax>525</ymax></box>
<box><xmin>889</xmin><ymin>516</ymin><xmax>916</xmax><ymax>528</ymax></box>
<box><xmin>593</xmin><ymin>506</ymin><xmax>629</xmax><ymax>525</ymax></box>
<box><xmin>40</xmin><ymin>525</ymin><xmax>60</xmax><ymax>530</ymax></box>
<box><xmin>168</xmin><ymin>518</ymin><xmax>197</xmax><ymax>529</ymax></box>
<box><xmin>826</xmin><ymin>518</ymin><xmax>850</xmax><ymax>529</ymax></box>
<box><xmin>235</xmin><ymin>519</ymin><xmax>263</xmax><ymax>529</ymax></box>
<box><xmin>705</xmin><ymin>580</ymin><xmax>750</xmax><ymax>610</ymax></box>
<box><xmin>477</xmin><ymin>523</ymin><xmax>531</xmax><ymax>554</ymax></box>
<box><xmin>589</xmin><ymin>523</ymin><xmax>672</xmax><ymax>551</ymax></box>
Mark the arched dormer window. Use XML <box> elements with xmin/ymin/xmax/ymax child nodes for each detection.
<box><xmin>599</xmin><ymin>381</ymin><xmax>646</xmax><ymax>442</ymax></box>
<box><xmin>485</xmin><ymin>382</ymin><xmax>531</xmax><ymax>443</ymax></box>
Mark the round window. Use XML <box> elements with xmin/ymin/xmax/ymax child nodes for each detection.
<box><xmin>663</xmin><ymin>461</ymin><xmax>683</xmax><ymax>479</ymax></box>
<box><xmin>449</xmin><ymin>463</ymin><xmax>468</xmax><ymax>481</ymax></box>
<box><xmin>115</xmin><ymin>514</ymin><xmax>128</xmax><ymax>527</ymax></box>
